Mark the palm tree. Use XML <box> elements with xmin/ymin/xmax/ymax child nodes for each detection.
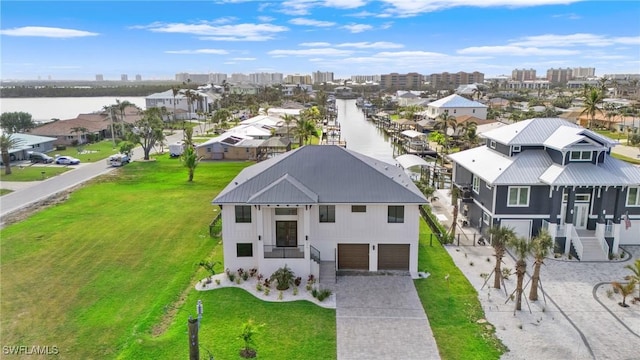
<box><xmin>509</xmin><ymin>235</ymin><xmax>532</xmax><ymax>310</ymax></box>
<box><xmin>448</xmin><ymin>187</ymin><xmax>462</xmax><ymax>239</ymax></box>
<box><xmin>293</xmin><ymin>118</ymin><xmax>318</xmax><ymax>146</ymax></box>
<box><xmin>70</xmin><ymin>126</ymin><xmax>88</xmax><ymax>145</ymax></box>
<box><xmin>280</xmin><ymin>114</ymin><xmax>297</xmax><ymax>142</ymax></box>
<box><xmin>171</xmin><ymin>86</ymin><xmax>181</xmax><ymax>123</ymax></box>
<box><xmin>612</xmin><ymin>280</ymin><xmax>638</xmax><ymax>307</ymax></box>
<box><xmin>624</xmin><ymin>259</ymin><xmax>640</xmax><ymax>300</ymax></box>
<box><xmin>0</xmin><ymin>133</ymin><xmax>23</xmax><ymax>175</ymax></box>
<box><xmin>434</xmin><ymin>112</ymin><xmax>457</xmax><ymax>148</ymax></box>
<box><xmin>488</xmin><ymin>226</ymin><xmax>516</xmax><ymax>290</ymax></box>
<box><xmin>116</xmin><ymin>99</ymin><xmax>133</xmax><ymax>135</ymax></box>
<box><xmin>102</xmin><ymin>104</ymin><xmax>117</xmax><ymax>145</ymax></box>
<box><xmin>529</xmin><ymin>229</ymin><xmax>553</xmax><ymax>301</ymax></box>
<box><xmin>459</xmin><ymin>121</ymin><xmax>478</xmax><ymax>148</ymax></box>
<box><xmin>580</xmin><ymin>87</ymin><xmax>604</xmax><ymax>129</ymax></box>
<box><xmin>212</xmin><ymin>109</ymin><xmax>232</xmax><ymax>130</ymax></box>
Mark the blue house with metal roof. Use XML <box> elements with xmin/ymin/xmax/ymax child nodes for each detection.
<box><xmin>449</xmin><ymin>118</ymin><xmax>640</xmax><ymax>261</ymax></box>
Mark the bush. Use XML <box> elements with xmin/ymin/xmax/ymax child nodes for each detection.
<box><xmin>316</xmin><ymin>289</ymin><xmax>332</xmax><ymax>302</ymax></box>
<box><xmin>270</xmin><ymin>265</ymin><xmax>296</xmax><ymax>290</ymax></box>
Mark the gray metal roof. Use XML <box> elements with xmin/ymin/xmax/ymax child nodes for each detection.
<box><xmin>427</xmin><ymin>94</ymin><xmax>487</xmax><ymax>108</ymax></box>
<box><xmin>540</xmin><ymin>156</ymin><xmax>640</xmax><ymax>186</ymax></box>
<box><xmin>493</xmin><ymin>150</ymin><xmax>553</xmax><ymax>185</ymax></box>
<box><xmin>213</xmin><ymin>145</ymin><xmax>427</xmax><ymax>204</ymax></box>
<box><xmin>482</xmin><ymin>118</ymin><xmax>617</xmax><ymax>147</ymax></box>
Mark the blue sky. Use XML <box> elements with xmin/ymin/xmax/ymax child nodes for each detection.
<box><xmin>1</xmin><ymin>0</ymin><xmax>639</xmax><ymax>81</ymax></box>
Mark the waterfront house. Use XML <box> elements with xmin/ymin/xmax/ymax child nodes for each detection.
<box><xmin>426</xmin><ymin>94</ymin><xmax>488</xmax><ymax>120</ymax></box>
<box><xmin>448</xmin><ymin>118</ymin><xmax>640</xmax><ymax>261</ymax></box>
<box><xmin>196</xmin><ymin>133</ymin><xmax>262</xmax><ymax>161</ymax></box>
<box><xmin>145</xmin><ymin>89</ymin><xmax>212</xmax><ymax>119</ymax></box>
<box><xmin>212</xmin><ymin>145</ymin><xmax>427</xmax><ymax>281</ymax></box>
<box><xmin>1</xmin><ymin>133</ymin><xmax>56</xmax><ymax>161</ymax></box>
<box><xmin>29</xmin><ymin>117</ymin><xmax>106</xmax><ymax>146</ymax></box>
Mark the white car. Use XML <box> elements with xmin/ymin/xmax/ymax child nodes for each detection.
<box><xmin>55</xmin><ymin>156</ymin><xmax>81</xmax><ymax>165</ymax></box>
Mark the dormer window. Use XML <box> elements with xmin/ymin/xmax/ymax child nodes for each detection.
<box><xmin>512</xmin><ymin>145</ymin><xmax>521</xmax><ymax>153</ymax></box>
<box><xmin>490</xmin><ymin>140</ymin><xmax>496</xmax><ymax>149</ymax></box>
<box><xmin>570</xmin><ymin>150</ymin><xmax>592</xmax><ymax>162</ymax></box>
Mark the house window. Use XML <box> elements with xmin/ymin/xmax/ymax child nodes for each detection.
<box><xmin>207</xmin><ymin>147</ymin><xmax>211</xmax><ymax>153</ymax></box>
<box><xmin>507</xmin><ymin>186</ymin><xmax>530</xmax><ymax>207</ymax></box>
<box><xmin>235</xmin><ymin>205</ymin><xmax>252</xmax><ymax>223</ymax></box>
<box><xmin>512</xmin><ymin>145</ymin><xmax>521</xmax><ymax>153</ymax></box>
<box><xmin>473</xmin><ymin>109</ymin><xmax>476</xmax><ymax>113</ymax></box>
<box><xmin>453</xmin><ymin>109</ymin><xmax>457</xmax><ymax>114</ymax></box>
<box><xmin>472</xmin><ymin>175</ymin><xmax>480</xmax><ymax>194</ymax></box>
<box><xmin>224</xmin><ymin>147</ymin><xmax>228</xmax><ymax>153</ymax></box>
<box><xmin>570</xmin><ymin>151</ymin><xmax>592</xmax><ymax>162</ymax></box>
<box><xmin>627</xmin><ymin>187</ymin><xmax>640</xmax><ymax>206</ymax></box>
<box><xmin>483</xmin><ymin>212</ymin><xmax>491</xmax><ymax>225</ymax></box>
<box><xmin>236</xmin><ymin>243</ymin><xmax>253</xmax><ymax>257</ymax></box>
<box><xmin>275</xmin><ymin>208</ymin><xmax>297</xmax><ymax>216</ymax></box>
<box><xmin>490</xmin><ymin>140</ymin><xmax>496</xmax><ymax>149</ymax></box>
<box><xmin>319</xmin><ymin>205</ymin><xmax>335</xmax><ymax>223</ymax></box>
<box><xmin>388</xmin><ymin>206</ymin><xmax>404</xmax><ymax>223</ymax></box>
<box><xmin>351</xmin><ymin>205</ymin><xmax>366</xmax><ymax>213</ymax></box>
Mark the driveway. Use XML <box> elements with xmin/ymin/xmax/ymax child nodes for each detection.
<box><xmin>336</xmin><ymin>275</ymin><xmax>440</xmax><ymax>360</ymax></box>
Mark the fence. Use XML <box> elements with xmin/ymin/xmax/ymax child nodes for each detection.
<box><xmin>209</xmin><ymin>212</ymin><xmax>222</xmax><ymax>237</ymax></box>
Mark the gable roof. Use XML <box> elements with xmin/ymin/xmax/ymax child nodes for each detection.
<box><xmin>481</xmin><ymin>118</ymin><xmax>617</xmax><ymax>147</ymax></box>
<box><xmin>7</xmin><ymin>133</ymin><xmax>57</xmax><ymax>152</ymax></box>
<box><xmin>428</xmin><ymin>94</ymin><xmax>487</xmax><ymax>109</ymax></box>
<box><xmin>540</xmin><ymin>157</ymin><xmax>640</xmax><ymax>186</ymax></box>
<box><xmin>213</xmin><ymin>145</ymin><xmax>427</xmax><ymax>204</ymax></box>
<box><xmin>29</xmin><ymin>118</ymin><xmax>106</xmax><ymax>136</ymax></box>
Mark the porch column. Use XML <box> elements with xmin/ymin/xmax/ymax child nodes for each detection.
<box><xmin>303</xmin><ymin>205</ymin><xmax>311</xmax><ymax>274</ymax></box>
<box><xmin>612</xmin><ymin>223</ymin><xmax>621</xmax><ymax>254</ymax></box>
<box><xmin>563</xmin><ymin>223</ymin><xmax>573</xmax><ymax>255</ymax></box>
<box><xmin>256</xmin><ymin>206</ymin><xmax>264</xmax><ymax>269</ymax></box>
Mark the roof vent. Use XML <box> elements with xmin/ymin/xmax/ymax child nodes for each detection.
<box><xmin>234</xmin><ymin>182</ymin><xmax>238</xmax><ymax>185</ymax></box>
<box><xmin>385</xmin><ymin>166</ymin><xmax>388</xmax><ymax>170</ymax></box>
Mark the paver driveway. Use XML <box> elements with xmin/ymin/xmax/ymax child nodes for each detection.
<box><xmin>336</xmin><ymin>275</ymin><xmax>440</xmax><ymax>360</ymax></box>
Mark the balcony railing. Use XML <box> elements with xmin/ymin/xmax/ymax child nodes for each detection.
<box><xmin>264</xmin><ymin>245</ymin><xmax>304</xmax><ymax>259</ymax></box>
<box><xmin>570</xmin><ymin>226</ymin><xmax>583</xmax><ymax>261</ymax></box>
<box><xmin>310</xmin><ymin>245</ymin><xmax>321</xmax><ymax>263</ymax></box>
<box><xmin>604</xmin><ymin>220</ymin><xmax>613</xmax><ymax>237</ymax></box>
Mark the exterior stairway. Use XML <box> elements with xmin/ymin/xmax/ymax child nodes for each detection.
<box><xmin>319</xmin><ymin>261</ymin><xmax>336</xmax><ymax>291</ymax></box>
<box><xmin>579</xmin><ymin>237</ymin><xmax>608</xmax><ymax>261</ymax></box>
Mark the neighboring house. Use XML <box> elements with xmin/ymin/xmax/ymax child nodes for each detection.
<box><xmin>196</xmin><ymin>133</ymin><xmax>262</xmax><ymax>160</ymax></box>
<box><xmin>256</xmin><ymin>137</ymin><xmax>292</xmax><ymax>161</ymax></box>
<box><xmin>448</xmin><ymin>118</ymin><xmax>640</xmax><ymax>261</ymax></box>
<box><xmin>426</xmin><ymin>94</ymin><xmax>488</xmax><ymax>120</ymax></box>
<box><xmin>145</xmin><ymin>89</ymin><xmax>212</xmax><ymax>119</ymax></box>
<box><xmin>240</xmin><ymin>115</ymin><xmax>284</xmax><ymax>129</ymax></box>
<box><xmin>29</xmin><ymin>118</ymin><xmax>106</xmax><ymax>146</ymax></box>
<box><xmin>212</xmin><ymin>145</ymin><xmax>427</xmax><ymax>281</ymax></box>
<box><xmin>1</xmin><ymin>133</ymin><xmax>57</xmax><ymax>161</ymax></box>
<box><xmin>224</xmin><ymin>124</ymin><xmax>273</xmax><ymax>140</ymax></box>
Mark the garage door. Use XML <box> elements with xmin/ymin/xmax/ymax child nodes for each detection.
<box><xmin>500</xmin><ymin>220</ymin><xmax>532</xmax><ymax>240</ymax></box>
<box><xmin>338</xmin><ymin>244</ymin><xmax>369</xmax><ymax>270</ymax></box>
<box><xmin>378</xmin><ymin>244</ymin><xmax>410</xmax><ymax>271</ymax></box>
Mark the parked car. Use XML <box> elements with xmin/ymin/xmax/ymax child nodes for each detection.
<box><xmin>107</xmin><ymin>154</ymin><xmax>130</xmax><ymax>167</ymax></box>
<box><xmin>28</xmin><ymin>151</ymin><xmax>54</xmax><ymax>164</ymax></box>
<box><xmin>55</xmin><ymin>156</ymin><xmax>80</xmax><ymax>165</ymax></box>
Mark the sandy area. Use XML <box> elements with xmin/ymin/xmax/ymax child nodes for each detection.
<box><xmin>445</xmin><ymin>244</ymin><xmax>640</xmax><ymax>360</ymax></box>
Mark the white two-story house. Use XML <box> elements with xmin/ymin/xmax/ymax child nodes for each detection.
<box><xmin>426</xmin><ymin>94</ymin><xmax>488</xmax><ymax>120</ymax></box>
<box><xmin>212</xmin><ymin>145</ymin><xmax>427</xmax><ymax>281</ymax></box>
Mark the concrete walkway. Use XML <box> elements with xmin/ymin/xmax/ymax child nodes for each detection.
<box><xmin>336</xmin><ymin>276</ymin><xmax>440</xmax><ymax>360</ymax></box>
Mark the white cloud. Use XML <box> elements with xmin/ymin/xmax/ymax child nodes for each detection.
<box><xmin>347</xmin><ymin>10</ymin><xmax>377</xmax><ymax>17</ymax></box>
<box><xmin>458</xmin><ymin>45</ymin><xmax>579</xmax><ymax>56</ymax></box>
<box><xmin>511</xmin><ymin>33</ymin><xmax>640</xmax><ymax>47</ymax></box>
<box><xmin>300</xmin><ymin>41</ymin><xmax>332</xmax><ymax>47</ymax></box>
<box><xmin>551</xmin><ymin>13</ymin><xmax>581</xmax><ymax>20</ymax></box>
<box><xmin>0</xmin><ymin>26</ymin><xmax>98</xmax><ymax>38</ymax></box>
<box><xmin>165</xmin><ymin>49</ymin><xmax>229</xmax><ymax>55</ymax></box>
<box><xmin>231</xmin><ymin>57</ymin><xmax>257</xmax><ymax>61</ymax></box>
<box><xmin>289</xmin><ymin>18</ymin><xmax>336</xmax><ymax>27</ymax></box>
<box><xmin>342</xmin><ymin>24</ymin><xmax>373</xmax><ymax>33</ymax></box>
<box><xmin>280</xmin><ymin>0</ymin><xmax>317</xmax><ymax>15</ymax></box>
<box><xmin>336</xmin><ymin>41</ymin><xmax>404</xmax><ymax>49</ymax></box>
<box><xmin>379</xmin><ymin>0</ymin><xmax>584</xmax><ymax>17</ymax></box>
<box><xmin>257</xmin><ymin>16</ymin><xmax>275</xmax><ymax>22</ymax></box>
<box><xmin>323</xmin><ymin>0</ymin><xmax>367</xmax><ymax>8</ymax></box>
<box><xmin>137</xmin><ymin>22</ymin><xmax>288</xmax><ymax>41</ymax></box>
<box><xmin>268</xmin><ymin>48</ymin><xmax>354</xmax><ymax>57</ymax></box>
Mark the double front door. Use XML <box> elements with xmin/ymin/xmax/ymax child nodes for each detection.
<box><xmin>560</xmin><ymin>193</ymin><xmax>590</xmax><ymax>230</ymax></box>
<box><xmin>276</xmin><ymin>221</ymin><xmax>297</xmax><ymax>247</ymax></box>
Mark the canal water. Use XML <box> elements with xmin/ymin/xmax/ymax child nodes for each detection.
<box><xmin>335</xmin><ymin>99</ymin><xmax>397</xmax><ymax>165</ymax></box>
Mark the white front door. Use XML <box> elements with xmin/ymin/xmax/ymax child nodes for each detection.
<box><xmin>573</xmin><ymin>203</ymin><xmax>589</xmax><ymax>229</ymax></box>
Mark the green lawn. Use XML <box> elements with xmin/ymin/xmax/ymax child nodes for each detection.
<box><xmin>55</xmin><ymin>140</ymin><xmax>121</xmax><ymax>162</ymax></box>
<box><xmin>1</xmin><ymin>157</ymin><xmax>335</xmax><ymax>359</ymax></box>
<box><xmin>0</xmin><ymin>188</ymin><xmax>12</xmax><ymax>196</ymax></box>
<box><xmin>415</xmin><ymin>220</ymin><xmax>507</xmax><ymax>359</ymax></box>
<box><xmin>0</xmin><ymin>165</ymin><xmax>70</xmax><ymax>181</ymax></box>
<box><xmin>612</xmin><ymin>152</ymin><xmax>640</xmax><ymax>164</ymax></box>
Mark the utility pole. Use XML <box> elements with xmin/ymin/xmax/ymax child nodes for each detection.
<box><xmin>188</xmin><ymin>316</ymin><xmax>199</xmax><ymax>360</ymax></box>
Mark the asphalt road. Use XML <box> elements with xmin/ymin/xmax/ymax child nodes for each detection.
<box><xmin>0</xmin><ymin>130</ymin><xmax>185</xmax><ymax>220</ymax></box>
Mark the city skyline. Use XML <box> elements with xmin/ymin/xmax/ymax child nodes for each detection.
<box><xmin>1</xmin><ymin>0</ymin><xmax>639</xmax><ymax>81</ymax></box>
